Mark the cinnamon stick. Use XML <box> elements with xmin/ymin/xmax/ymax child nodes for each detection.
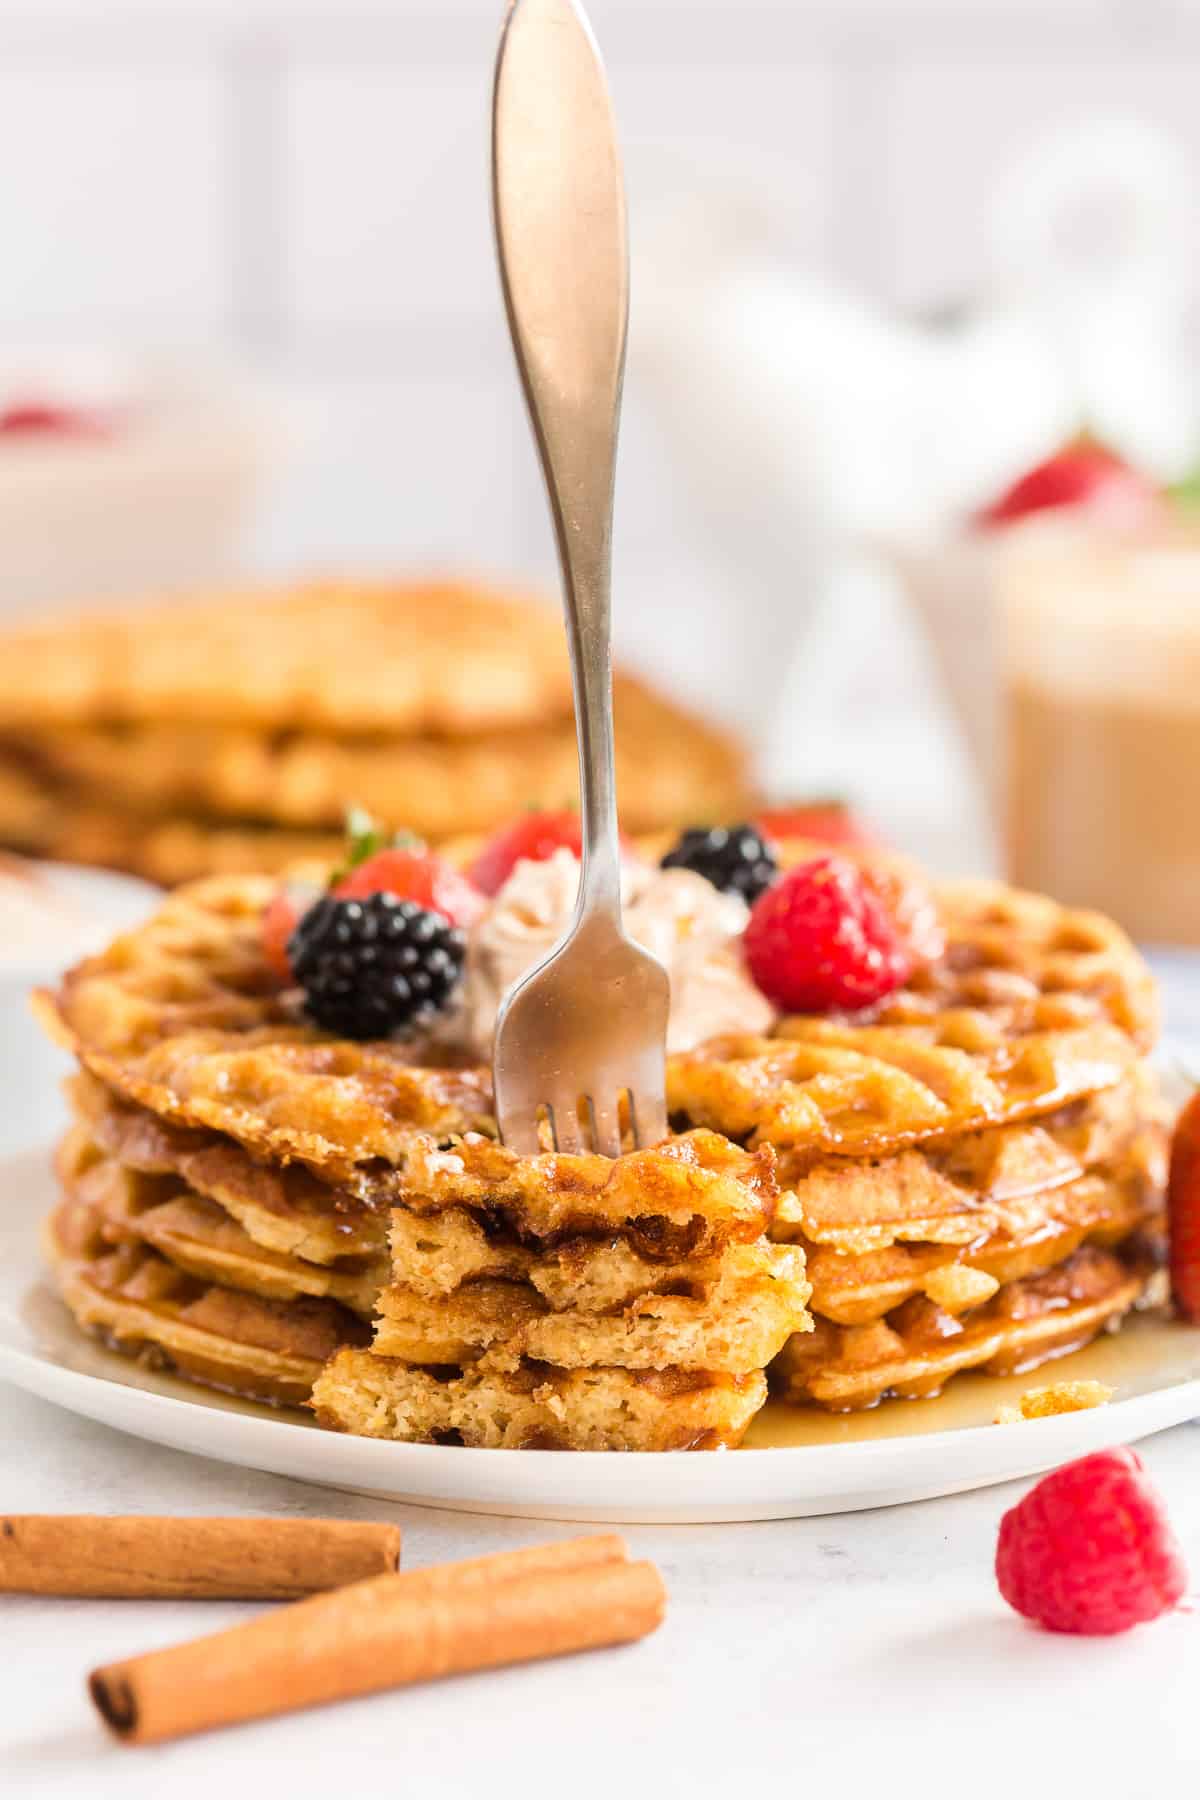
<box><xmin>0</xmin><ymin>1515</ymin><xmax>401</xmax><ymax>1600</ymax></box>
<box><xmin>88</xmin><ymin>1534</ymin><xmax>665</xmax><ymax>1745</ymax></box>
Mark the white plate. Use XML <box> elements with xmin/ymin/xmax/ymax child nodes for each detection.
<box><xmin>3</xmin><ymin>1147</ymin><xmax>1199</xmax><ymax>1522</ymax></box>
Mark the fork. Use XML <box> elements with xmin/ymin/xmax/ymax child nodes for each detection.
<box><xmin>489</xmin><ymin>0</ymin><xmax>669</xmax><ymax>1157</ymax></box>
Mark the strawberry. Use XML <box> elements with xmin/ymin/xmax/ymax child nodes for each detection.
<box><xmin>334</xmin><ymin>848</ymin><xmax>483</xmax><ymax>929</ymax></box>
<box><xmin>755</xmin><ymin>803</ymin><xmax>874</xmax><ymax>851</ymax></box>
<box><xmin>262</xmin><ymin>888</ymin><xmax>303</xmax><ymax>984</ymax></box>
<box><xmin>468</xmin><ymin>811</ymin><xmax>589</xmax><ymax>897</ymax></box>
<box><xmin>977</xmin><ymin>441</ymin><xmax>1157</xmax><ymax>531</ymax></box>
<box><xmin>995</xmin><ymin>1447</ymin><xmax>1188</xmax><ymax>1635</ymax></box>
<box><xmin>1168</xmin><ymin>1087</ymin><xmax>1200</xmax><ymax>1322</ymax></box>
<box><xmin>743</xmin><ymin>854</ymin><xmax>911</xmax><ymax>1013</ymax></box>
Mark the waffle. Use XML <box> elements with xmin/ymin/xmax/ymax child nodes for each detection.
<box><xmin>670</xmin><ymin>1009</ymin><xmax>1140</xmax><ymax>1158</ymax></box>
<box><xmin>373</xmin><ymin>1242</ymin><xmax>809</xmax><ymax>1375</ymax></box>
<box><xmin>772</xmin><ymin>1241</ymin><xmax>1158</xmax><ymax>1411</ymax></box>
<box><xmin>796</xmin><ymin>1133</ymin><xmax>1164</xmax><ymax>1326</ymax></box>
<box><xmin>312</xmin><ymin>1121</ymin><xmax>811</xmax><ymax>1450</ymax></box>
<box><xmin>772</xmin><ymin>1077</ymin><xmax>1158</xmax><ymax>1256</ymax></box>
<box><xmin>45</xmin><ymin>1190</ymin><xmax>369</xmax><ymax>1406</ymax></box>
<box><xmin>56</xmin><ymin>1128</ymin><xmax>385</xmax><ymax>1319</ymax></box>
<box><xmin>9</xmin><ymin>674</ymin><xmax>748</xmax><ymax>841</ymax></box>
<box><xmin>312</xmin><ymin>1354</ymin><xmax>767</xmax><ymax>1452</ymax></box>
<box><xmin>44</xmin><ymin>877</ymin><xmax>1148</xmax><ymax>1189</ymax></box>
<box><xmin>868</xmin><ymin>879</ymin><xmax>1158</xmax><ymax>1050</ymax></box>
<box><xmin>69</xmin><ymin>1073</ymin><xmax>386</xmax><ymax>1265</ymax></box>
<box><xmin>0</xmin><ymin>579</ymin><xmax>576</xmax><ymax>736</ymax></box>
<box><xmin>398</xmin><ymin>1131</ymin><xmax>780</xmax><ymax>1255</ymax></box>
<box><xmin>39</xmin><ymin>878</ymin><xmax>495</xmax><ymax>1192</ymax></box>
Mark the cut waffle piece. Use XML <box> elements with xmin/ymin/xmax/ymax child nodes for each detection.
<box><xmin>313</xmin><ymin>1127</ymin><xmax>811</xmax><ymax>1450</ymax></box>
<box><xmin>9</xmin><ymin>673</ymin><xmax>749</xmax><ymax>840</ymax></box>
<box><xmin>312</xmin><ymin>1354</ymin><xmax>768</xmax><ymax>1452</ymax></box>
<box><xmin>399</xmin><ymin>1130</ymin><xmax>781</xmax><ymax>1255</ymax></box>
<box><xmin>772</xmin><ymin>1240</ymin><xmax>1161</xmax><ymax>1411</ymax></box>
<box><xmin>0</xmin><ymin>579</ymin><xmax>576</xmax><ymax>736</ymax></box>
<box><xmin>669</xmin><ymin>1015</ymin><xmax>1139</xmax><ymax>1158</ymax></box>
<box><xmin>45</xmin><ymin>1191</ymin><xmax>369</xmax><ymax>1406</ymax></box>
<box><xmin>56</xmin><ymin>1128</ymin><xmax>385</xmax><ymax>1318</ymax></box>
<box><xmin>372</xmin><ymin>1241</ymin><xmax>809</xmax><ymax>1375</ymax></box>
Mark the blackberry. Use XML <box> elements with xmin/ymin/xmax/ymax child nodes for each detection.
<box><xmin>660</xmin><ymin>823</ymin><xmax>778</xmax><ymax>905</ymax></box>
<box><xmin>288</xmin><ymin>893</ymin><xmax>465</xmax><ymax>1040</ymax></box>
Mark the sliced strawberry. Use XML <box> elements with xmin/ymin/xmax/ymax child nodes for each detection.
<box><xmin>1168</xmin><ymin>1089</ymin><xmax>1200</xmax><ymax>1323</ymax></box>
<box><xmin>262</xmin><ymin>882</ymin><xmax>319</xmax><ymax>984</ymax></box>
<box><xmin>334</xmin><ymin>848</ymin><xmax>483</xmax><ymax>928</ymax></box>
<box><xmin>977</xmin><ymin>441</ymin><xmax>1157</xmax><ymax>531</ymax></box>
<box><xmin>755</xmin><ymin>803</ymin><xmax>875</xmax><ymax>851</ymax></box>
<box><xmin>467</xmin><ymin>811</ymin><xmax>586</xmax><ymax>897</ymax></box>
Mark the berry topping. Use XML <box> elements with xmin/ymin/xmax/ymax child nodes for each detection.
<box><xmin>263</xmin><ymin>887</ymin><xmax>303</xmax><ymax>985</ymax></box>
<box><xmin>468</xmin><ymin>811</ymin><xmax>586</xmax><ymax>897</ymax></box>
<box><xmin>995</xmin><ymin>1447</ymin><xmax>1188</xmax><ymax>1635</ymax></box>
<box><xmin>660</xmin><ymin>823</ymin><xmax>778</xmax><ymax>906</ymax></box>
<box><xmin>1168</xmin><ymin>1087</ymin><xmax>1200</xmax><ymax>1323</ymax></box>
<box><xmin>977</xmin><ymin>441</ymin><xmax>1157</xmax><ymax>531</ymax></box>
<box><xmin>335</xmin><ymin>847</ymin><xmax>482</xmax><ymax>929</ymax></box>
<box><xmin>743</xmin><ymin>854</ymin><xmax>911</xmax><ymax>1013</ymax></box>
<box><xmin>289</xmin><ymin>894</ymin><xmax>465</xmax><ymax>1039</ymax></box>
<box><xmin>755</xmin><ymin>803</ymin><xmax>874</xmax><ymax>850</ymax></box>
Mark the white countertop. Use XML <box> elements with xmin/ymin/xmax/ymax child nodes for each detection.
<box><xmin>3</xmin><ymin>949</ymin><xmax>1200</xmax><ymax>1794</ymax></box>
<box><xmin>3</xmin><ymin>1388</ymin><xmax>1197</xmax><ymax>1796</ymax></box>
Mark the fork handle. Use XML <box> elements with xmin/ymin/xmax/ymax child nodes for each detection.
<box><xmin>492</xmin><ymin>0</ymin><xmax>628</xmax><ymax>918</ymax></box>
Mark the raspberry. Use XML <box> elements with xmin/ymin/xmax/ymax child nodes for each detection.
<box><xmin>334</xmin><ymin>847</ymin><xmax>482</xmax><ymax>929</ymax></box>
<box><xmin>995</xmin><ymin>1447</ymin><xmax>1188</xmax><ymax>1635</ymax></box>
<box><xmin>743</xmin><ymin>854</ymin><xmax>911</xmax><ymax>1012</ymax></box>
<box><xmin>1168</xmin><ymin>1089</ymin><xmax>1200</xmax><ymax>1322</ymax></box>
<box><xmin>468</xmin><ymin>811</ymin><xmax>627</xmax><ymax>897</ymax></box>
<box><xmin>660</xmin><ymin>824</ymin><xmax>778</xmax><ymax>905</ymax></box>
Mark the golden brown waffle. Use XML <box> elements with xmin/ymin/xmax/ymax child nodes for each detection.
<box><xmin>796</xmin><ymin>1135</ymin><xmax>1164</xmax><ymax>1326</ymax></box>
<box><xmin>669</xmin><ymin>1016</ymin><xmax>1139</xmax><ymax>1158</ymax></box>
<box><xmin>399</xmin><ymin>1131</ymin><xmax>780</xmax><ymax>1256</ymax></box>
<box><xmin>40</xmin><ymin>878</ymin><xmax>495</xmax><ymax>1191</ymax></box>
<box><xmin>372</xmin><ymin>1241</ymin><xmax>809</xmax><ymax>1376</ymax></box>
<box><xmin>772</xmin><ymin>1242</ymin><xmax>1158</xmax><ymax>1411</ymax></box>
<box><xmin>312</xmin><ymin>1353</ymin><xmax>767</xmax><ymax>1451</ymax></box>
<box><xmin>868</xmin><ymin>880</ymin><xmax>1158</xmax><ymax>1050</ymax></box>
<box><xmin>772</xmin><ymin>1077</ymin><xmax>1159</xmax><ymax>1256</ymax></box>
<box><xmin>69</xmin><ymin>1074</ymin><xmax>386</xmax><ymax>1265</ymax></box>
<box><xmin>10</xmin><ymin>674</ymin><xmax>749</xmax><ymax>840</ymax></box>
<box><xmin>56</xmin><ymin>1128</ymin><xmax>385</xmax><ymax>1318</ymax></box>
<box><xmin>45</xmin><ymin>1191</ymin><xmax>369</xmax><ymax>1406</ymax></box>
<box><xmin>0</xmin><ymin>579</ymin><xmax>576</xmax><ymax>735</ymax></box>
<box><xmin>44</xmin><ymin>877</ymin><xmax>1153</xmax><ymax>1196</ymax></box>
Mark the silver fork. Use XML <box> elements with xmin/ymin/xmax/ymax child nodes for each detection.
<box><xmin>490</xmin><ymin>0</ymin><xmax>669</xmax><ymax>1157</ymax></box>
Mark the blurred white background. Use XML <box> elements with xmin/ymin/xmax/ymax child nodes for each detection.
<box><xmin>4</xmin><ymin>0</ymin><xmax>1200</xmax><ymax>865</ymax></box>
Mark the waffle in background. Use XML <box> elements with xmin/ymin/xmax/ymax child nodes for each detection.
<box><xmin>0</xmin><ymin>576</ymin><xmax>752</xmax><ymax>884</ymax></box>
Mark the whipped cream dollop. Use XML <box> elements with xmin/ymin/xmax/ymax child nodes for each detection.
<box><xmin>458</xmin><ymin>847</ymin><xmax>774</xmax><ymax>1055</ymax></box>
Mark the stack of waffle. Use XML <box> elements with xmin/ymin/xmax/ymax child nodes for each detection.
<box><xmin>311</xmin><ymin>1132</ymin><xmax>810</xmax><ymax>1451</ymax></box>
<box><xmin>669</xmin><ymin>882</ymin><xmax>1167</xmax><ymax>1410</ymax></box>
<box><xmin>35</xmin><ymin>864</ymin><xmax>1168</xmax><ymax>1443</ymax></box>
<box><xmin>0</xmin><ymin>578</ymin><xmax>750</xmax><ymax>884</ymax></box>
